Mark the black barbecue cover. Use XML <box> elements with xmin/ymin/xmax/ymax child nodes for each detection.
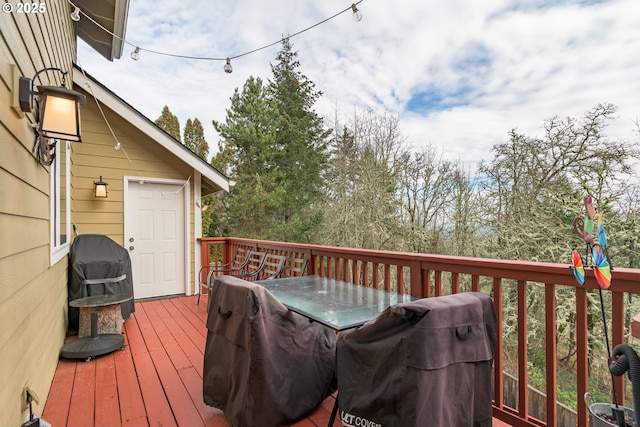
<box><xmin>203</xmin><ymin>275</ymin><xmax>337</xmax><ymax>427</ymax></box>
<box><xmin>336</xmin><ymin>292</ymin><xmax>497</xmax><ymax>427</ymax></box>
<box><xmin>67</xmin><ymin>234</ymin><xmax>134</xmax><ymax>330</ymax></box>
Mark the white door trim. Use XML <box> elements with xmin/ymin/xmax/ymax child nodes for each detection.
<box><xmin>193</xmin><ymin>171</ymin><xmax>202</xmax><ymax>294</ymax></box>
<box><xmin>124</xmin><ymin>176</ymin><xmax>191</xmax><ymax>296</ymax></box>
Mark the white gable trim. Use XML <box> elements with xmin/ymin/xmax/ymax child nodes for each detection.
<box><xmin>72</xmin><ymin>68</ymin><xmax>229</xmax><ymax>192</ymax></box>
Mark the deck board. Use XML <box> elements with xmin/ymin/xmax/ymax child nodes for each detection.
<box><xmin>112</xmin><ymin>333</ymin><xmax>147</xmax><ymax>426</ymax></box>
<box><xmin>67</xmin><ymin>356</ymin><xmax>96</xmax><ymax>426</ymax></box>
<box><xmin>43</xmin><ymin>295</ymin><xmax>510</xmax><ymax>427</ymax></box>
<box><xmin>125</xmin><ymin>310</ymin><xmax>177</xmax><ymax>427</ymax></box>
<box><xmin>94</xmin><ymin>354</ymin><xmax>119</xmax><ymax>427</ymax></box>
<box><xmin>42</xmin><ymin>359</ymin><xmax>75</xmax><ymax>426</ymax></box>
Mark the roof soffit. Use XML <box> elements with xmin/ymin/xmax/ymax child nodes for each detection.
<box><xmin>74</xmin><ymin>0</ymin><xmax>130</xmax><ymax>61</ymax></box>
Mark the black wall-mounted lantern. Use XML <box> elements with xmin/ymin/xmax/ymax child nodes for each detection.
<box><xmin>94</xmin><ymin>176</ymin><xmax>108</xmax><ymax>198</ymax></box>
<box><xmin>19</xmin><ymin>67</ymin><xmax>86</xmax><ymax>165</ymax></box>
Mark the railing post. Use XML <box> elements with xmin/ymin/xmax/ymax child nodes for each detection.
<box><xmin>306</xmin><ymin>249</ymin><xmax>315</xmax><ymax>275</ymax></box>
<box><xmin>198</xmin><ymin>239</ymin><xmax>207</xmax><ymax>270</ymax></box>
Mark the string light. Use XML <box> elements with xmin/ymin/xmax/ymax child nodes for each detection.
<box><xmin>224</xmin><ymin>58</ymin><xmax>233</xmax><ymax>74</ymax></box>
<box><xmin>76</xmin><ymin>63</ymin><xmax>143</xmax><ymax>177</ymax></box>
<box><xmin>67</xmin><ymin>0</ymin><xmax>365</xmax><ymax>72</ymax></box>
<box><xmin>351</xmin><ymin>4</ymin><xmax>363</xmax><ymax>22</ymax></box>
<box><xmin>161</xmin><ymin>177</ymin><xmax>191</xmax><ymax>197</ymax></box>
<box><xmin>130</xmin><ymin>47</ymin><xmax>140</xmax><ymax>61</ymax></box>
<box><xmin>70</xmin><ymin>6</ymin><xmax>81</xmax><ymax>22</ymax></box>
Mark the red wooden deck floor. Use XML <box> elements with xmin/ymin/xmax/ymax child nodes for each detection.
<box><xmin>43</xmin><ymin>295</ymin><xmax>512</xmax><ymax>427</ymax></box>
<box><xmin>43</xmin><ymin>296</ymin><xmax>339</xmax><ymax>427</ymax></box>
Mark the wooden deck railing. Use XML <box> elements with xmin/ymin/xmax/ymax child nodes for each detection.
<box><xmin>198</xmin><ymin>237</ymin><xmax>640</xmax><ymax>427</ymax></box>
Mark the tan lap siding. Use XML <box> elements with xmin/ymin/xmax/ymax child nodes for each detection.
<box><xmin>0</xmin><ymin>1</ymin><xmax>76</xmax><ymax>425</ymax></box>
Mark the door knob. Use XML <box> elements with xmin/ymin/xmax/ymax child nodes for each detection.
<box><xmin>129</xmin><ymin>237</ymin><xmax>134</xmax><ymax>242</ymax></box>
<box><xmin>129</xmin><ymin>246</ymin><xmax>134</xmax><ymax>251</ymax></box>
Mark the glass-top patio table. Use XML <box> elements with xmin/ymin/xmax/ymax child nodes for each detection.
<box><xmin>256</xmin><ymin>275</ymin><xmax>415</xmax><ymax>332</ymax></box>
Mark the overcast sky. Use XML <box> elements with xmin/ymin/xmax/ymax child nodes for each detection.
<box><xmin>76</xmin><ymin>0</ymin><xmax>640</xmax><ymax>168</ymax></box>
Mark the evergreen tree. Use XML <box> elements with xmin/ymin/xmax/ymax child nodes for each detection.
<box><xmin>212</xmin><ymin>40</ymin><xmax>329</xmax><ymax>242</ymax></box>
<box><xmin>213</xmin><ymin>77</ymin><xmax>280</xmax><ymax>238</ymax></box>
<box><xmin>155</xmin><ymin>106</ymin><xmax>181</xmax><ymax>141</ymax></box>
<box><xmin>183</xmin><ymin>118</ymin><xmax>209</xmax><ymax>160</ymax></box>
<box><xmin>266</xmin><ymin>38</ymin><xmax>330</xmax><ymax>241</ymax></box>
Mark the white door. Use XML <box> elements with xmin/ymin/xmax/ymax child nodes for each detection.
<box><xmin>126</xmin><ymin>181</ymin><xmax>186</xmax><ymax>299</ymax></box>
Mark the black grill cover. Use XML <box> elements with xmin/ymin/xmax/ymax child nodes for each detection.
<box><xmin>336</xmin><ymin>292</ymin><xmax>497</xmax><ymax>427</ymax></box>
<box><xmin>203</xmin><ymin>275</ymin><xmax>337</xmax><ymax>427</ymax></box>
<box><xmin>67</xmin><ymin>234</ymin><xmax>134</xmax><ymax>330</ymax></box>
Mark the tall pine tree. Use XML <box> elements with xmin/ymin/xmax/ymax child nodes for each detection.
<box><xmin>267</xmin><ymin>38</ymin><xmax>330</xmax><ymax>241</ymax></box>
<box><xmin>212</xmin><ymin>39</ymin><xmax>329</xmax><ymax>241</ymax></box>
<box><xmin>183</xmin><ymin>118</ymin><xmax>209</xmax><ymax>160</ymax></box>
<box><xmin>155</xmin><ymin>105</ymin><xmax>181</xmax><ymax>141</ymax></box>
<box><xmin>212</xmin><ymin>77</ymin><xmax>280</xmax><ymax>238</ymax></box>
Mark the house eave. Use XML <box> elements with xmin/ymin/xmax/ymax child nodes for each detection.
<box><xmin>73</xmin><ymin>0</ymin><xmax>130</xmax><ymax>61</ymax></box>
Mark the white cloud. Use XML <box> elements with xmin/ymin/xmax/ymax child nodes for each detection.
<box><xmin>77</xmin><ymin>0</ymin><xmax>640</xmax><ymax>167</ymax></box>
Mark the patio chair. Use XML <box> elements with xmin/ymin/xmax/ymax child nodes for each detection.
<box><xmin>234</xmin><ymin>253</ymin><xmax>286</xmax><ymax>281</ymax></box>
<box><xmin>197</xmin><ymin>247</ymin><xmax>252</xmax><ymax>306</ymax></box>
<box><xmin>228</xmin><ymin>250</ymin><xmax>267</xmax><ymax>279</ymax></box>
<box><xmin>203</xmin><ymin>275</ymin><xmax>337</xmax><ymax>427</ymax></box>
<box><xmin>335</xmin><ymin>292</ymin><xmax>497</xmax><ymax>427</ymax></box>
<box><xmin>280</xmin><ymin>256</ymin><xmax>308</xmax><ymax>277</ymax></box>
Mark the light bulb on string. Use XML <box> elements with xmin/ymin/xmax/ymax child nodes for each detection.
<box><xmin>224</xmin><ymin>58</ymin><xmax>233</xmax><ymax>74</ymax></box>
<box><xmin>70</xmin><ymin>6</ymin><xmax>81</xmax><ymax>22</ymax></box>
<box><xmin>351</xmin><ymin>4</ymin><xmax>362</xmax><ymax>22</ymax></box>
<box><xmin>69</xmin><ymin>1</ymin><xmax>365</xmax><ymax>64</ymax></box>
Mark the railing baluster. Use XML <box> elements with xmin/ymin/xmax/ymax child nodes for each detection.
<box><xmin>410</xmin><ymin>260</ymin><xmax>422</xmax><ymax>296</ymax></box>
<box><xmin>328</xmin><ymin>257</ymin><xmax>333</xmax><ymax>278</ymax></box>
<box><xmin>434</xmin><ymin>270</ymin><xmax>443</xmax><ymax>296</ymax></box>
<box><xmin>517</xmin><ymin>280</ymin><xmax>529</xmax><ymax>421</ymax></box>
<box><xmin>472</xmin><ymin>274</ymin><xmax>480</xmax><ymax>292</ymax></box>
<box><xmin>493</xmin><ymin>277</ymin><xmax>504</xmax><ymax>411</ymax></box>
<box><xmin>576</xmin><ymin>287</ymin><xmax>589</xmax><ymax>427</ymax></box>
<box><xmin>373</xmin><ymin>262</ymin><xmax>379</xmax><ymax>289</ymax></box>
<box><xmin>545</xmin><ymin>283</ymin><xmax>557</xmax><ymax>427</ymax></box>
<box><xmin>612</xmin><ymin>291</ymin><xmax>626</xmax><ymax>405</ymax></box>
<box><xmin>452</xmin><ymin>272</ymin><xmax>460</xmax><ymax>294</ymax></box>
<box><xmin>384</xmin><ymin>264</ymin><xmax>391</xmax><ymax>291</ymax></box>
<box><xmin>352</xmin><ymin>259</ymin><xmax>359</xmax><ymax>284</ymax></box>
<box><xmin>362</xmin><ymin>262</ymin><xmax>369</xmax><ymax>287</ymax></box>
<box><xmin>423</xmin><ymin>268</ymin><xmax>431</xmax><ymax>297</ymax></box>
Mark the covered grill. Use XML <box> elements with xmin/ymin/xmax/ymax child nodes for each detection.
<box><xmin>67</xmin><ymin>234</ymin><xmax>134</xmax><ymax>330</ymax></box>
<box><xmin>336</xmin><ymin>292</ymin><xmax>497</xmax><ymax>427</ymax></box>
